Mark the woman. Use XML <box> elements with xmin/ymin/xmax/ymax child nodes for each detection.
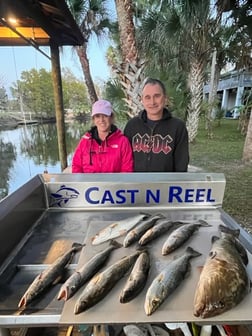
<box><xmin>72</xmin><ymin>99</ymin><xmax>133</xmax><ymax>173</ymax></box>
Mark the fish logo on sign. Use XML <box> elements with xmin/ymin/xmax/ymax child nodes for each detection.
<box><xmin>50</xmin><ymin>185</ymin><xmax>80</xmax><ymax>207</ymax></box>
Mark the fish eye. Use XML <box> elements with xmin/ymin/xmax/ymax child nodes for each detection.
<box><xmin>209</xmin><ymin>251</ymin><xmax>216</xmax><ymax>259</ymax></box>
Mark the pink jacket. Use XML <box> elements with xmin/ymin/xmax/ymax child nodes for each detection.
<box><xmin>72</xmin><ymin>127</ymin><xmax>133</xmax><ymax>173</ymax></box>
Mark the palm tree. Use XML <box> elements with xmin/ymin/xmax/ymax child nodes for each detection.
<box><xmin>67</xmin><ymin>0</ymin><xmax>111</xmax><ymax>104</ymax></box>
<box><xmin>114</xmin><ymin>0</ymin><xmax>145</xmax><ymax>117</ymax></box>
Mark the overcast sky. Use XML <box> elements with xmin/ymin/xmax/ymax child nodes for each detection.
<box><xmin>0</xmin><ymin>38</ymin><xmax>111</xmax><ymax>93</ymax></box>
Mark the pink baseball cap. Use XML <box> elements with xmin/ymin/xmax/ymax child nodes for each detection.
<box><xmin>91</xmin><ymin>99</ymin><xmax>113</xmax><ymax>117</ymax></box>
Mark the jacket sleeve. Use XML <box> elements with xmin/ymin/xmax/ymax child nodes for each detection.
<box><xmin>174</xmin><ymin>123</ymin><xmax>189</xmax><ymax>172</ymax></box>
<box><xmin>72</xmin><ymin>139</ymin><xmax>85</xmax><ymax>173</ymax></box>
<box><xmin>120</xmin><ymin>137</ymin><xmax>134</xmax><ymax>172</ymax></box>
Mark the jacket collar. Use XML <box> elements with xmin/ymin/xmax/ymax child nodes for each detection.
<box><xmin>139</xmin><ymin>107</ymin><xmax>172</xmax><ymax>122</ymax></box>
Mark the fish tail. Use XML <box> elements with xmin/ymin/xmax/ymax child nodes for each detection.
<box><xmin>71</xmin><ymin>242</ymin><xmax>85</xmax><ymax>252</ymax></box>
<box><xmin>109</xmin><ymin>239</ymin><xmax>122</xmax><ymax>249</ymax></box>
<box><xmin>219</xmin><ymin>224</ymin><xmax>240</xmax><ymax>237</ymax></box>
<box><xmin>185</xmin><ymin>246</ymin><xmax>201</xmax><ymax>258</ymax></box>
<box><xmin>198</xmin><ymin>220</ymin><xmax>211</xmax><ymax>227</ymax></box>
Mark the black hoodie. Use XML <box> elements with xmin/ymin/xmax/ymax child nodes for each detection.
<box><xmin>124</xmin><ymin>108</ymin><xmax>189</xmax><ymax>172</ymax></box>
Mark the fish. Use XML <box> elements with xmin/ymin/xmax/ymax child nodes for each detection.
<box><xmin>18</xmin><ymin>242</ymin><xmax>83</xmax><ymax>308</ymax></box>
<box><xmin>139</xmin><ymin>219</ymin><xmax>184</xmax><ymax>246</ymax></box>
<box><xmin>57</xmin><ymin>240</ymin><xmax>121</xmax><ymax>301</ymax></box>
<box><xmin>91</xmin><ymin>213</ymin><xmax>150</xmax><ymax>245</ymax></box>
<box><xmin>74</xmin><ymin>249</ymin><xmax>142</xmax><ymax>314</ymax></box>
<box><xmin>120</xmin><ymin>250</ymin><xmax>150</xmax><ymax>303</ymax></box>
<box><xmin>123</xmin><ymin>213</ymin><xmax>165</xmax><ymax>248</ymax></box>
<box><xmin>144</xmin><ymin>246</ymin><xmax>201</xmax><ymax>316</ymax></box>
<box><xmin>193</xmin><ymin>225</ymin><xmax>251</xmax><ymax>318</ymax></box>
<box><xmin>161</xmin><ymin>220</ymin><xmax>210</xmax><ymax>255</ymax></box>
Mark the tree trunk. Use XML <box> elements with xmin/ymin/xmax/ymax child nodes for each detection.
<box><xmin>76</xmin><ymin>44</ymin><xmax>98</xmax><ymax>104</ymax></box>
<box><xmin>242</xmin><ymin>109</ymin><xmax>252</xmax><ymax>163</ymax></box>
<box><xmin>186</xmin><ymin>58</ymin><xmax>205</xmax><ymax>143</ymax></box>
<box><xmin>114</xmin><ymin>0</ymin><xmax>145</xmax><ymax>117</ymax></box>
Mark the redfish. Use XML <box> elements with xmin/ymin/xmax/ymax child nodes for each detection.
<box><xmin>193</xmin><ymin>225</ymin><xmax>251</xmax><ymax>318</ymax></box>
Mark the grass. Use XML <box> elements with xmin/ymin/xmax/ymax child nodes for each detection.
<box><xmin>189</xmin><ymin>117</ymin><xmax>252</xmax><ymax>234</ymax></box>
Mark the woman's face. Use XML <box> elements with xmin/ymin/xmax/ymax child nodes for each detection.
<box><xmin>93</xmin><ymin>114</ymin><xmax>112</xmax><ymax>132</ymax></box>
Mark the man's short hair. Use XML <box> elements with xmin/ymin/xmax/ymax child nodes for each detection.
<box><xmin>142</xmin><ymin>78</ymin><xmax>167</xmax><ymax>96</ymax></box>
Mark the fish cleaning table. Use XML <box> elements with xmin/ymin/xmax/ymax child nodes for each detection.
<box><xmin>0</xmin><ymin>173</ymin><xmax>251</xmax><ymax>328</ymax></box>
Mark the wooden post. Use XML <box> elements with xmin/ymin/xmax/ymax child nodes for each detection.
<box><xmin>50</xmin><ymin>42</ymin><xmax>68</xmax><ymax>171</ymax></box>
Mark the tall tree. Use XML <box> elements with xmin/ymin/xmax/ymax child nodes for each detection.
<box><xmin>67</xmin><ymin>0</ymin><xmax>111</xmax><ymax>104</ymax></box>
<box><xmin>137</xmin><ymin>0</ymin><xmax>213</xmax><ymax>142</ymax></box>
<box><xmin>114</xmin><ymin>0</ymin><xmax>145</xmax><ymax>117</ymax></box>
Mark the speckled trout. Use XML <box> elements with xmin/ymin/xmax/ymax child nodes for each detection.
<box><xmin>57</xmin><ymin>240</ymin><xmax>121</xmax><ymax>301</ymax></box>
<box><xmin>74</xmin><ymin>249</ymin><xmax>142</xmax><ymax>314</ymax></box>
<box><xmin>162</xmin><ymin>220</ymin><xmax>210</xmax><ymax>255</ymax></box>
<box><xmin>18</xmin><ymin>242</ymin><xmax>83</xmax><ymax>308</ymax></box>
<box><xmin>120</xmin><ymin>250</ymin><xmax>150</xmax><ymax>303</ymax></box>
<box><xmin>123</xmin><ymin>213</ymin><xmax>165</xmax><ymax>247</ymax></box>
<box><xmin>144</xmin><ymin>246</ymin><xmax>201</xmax><ymax>316</ymax></box>
<box><xmin>193</xmin><ymin>225</ymin><xmax>251</xmax><ymax>318</ymax></box>
<box><xmin>139</xmin><ymin>220</ymin><xmax>184</xmax><ymax>246</ymax></box>
<box><xmin>91</xmin><ymin>213</ymin><xmax>150</xmax><ymax>245</ymax></box>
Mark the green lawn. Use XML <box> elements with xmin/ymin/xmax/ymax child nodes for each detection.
<box><xmin>189</xmin><ymin>118</ymin><xmax>252</xmax><ymax>234</ymax></box>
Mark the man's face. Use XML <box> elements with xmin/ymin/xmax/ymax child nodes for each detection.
<box><xmin>141</xmin><ymin>83</ymin><xmax>167</xmax><ymax>120</ymax></box>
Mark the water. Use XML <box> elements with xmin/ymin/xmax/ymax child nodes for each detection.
<box><xmin>0</xmin><ymin>121</ymin><xmax>89</xmax><ymax>199</ymax></box>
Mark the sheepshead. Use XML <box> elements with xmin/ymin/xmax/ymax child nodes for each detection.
<box><xmin>18</xmin><ymin>242</ymin><xmax>83</xmax><ymax>308</ymax></box>
<box><xmin>193</xmin><ymin>225</ymin><xmax>251</xmax><ymax>318</ymax></box>
<box><xmin>144</xmin><ymin>246</ymin><xmax>201</xmax><ymax>315</ymax></box>
<box><xmin>92</xmin><ymin>213</ymin><xmax>150</xmax><ymax>245</ymax></box>
<box><xmin>162</xmin><ymin>220</ymin><xmax>210</xmax><ymax>255</ymax></box>
<box><xmin>123</xmin><ymin>213</ymin><xmax>165</xmax><ymax>248</ymax></box>
<box><xmin>120</xmin><ymin>250</ymin><xmax>150</xmax><ymax>303</ymax></box>
<box><xmin>139</xmin><ymin>219</ymin><xmax>184</xmax><ymax>246</ymax></box>
<box><xmin>74</xmin><ymin>249</ymin><xmax>142</xmax><ymax>314</ymax></box>
<box><xmin>57</xmin><ymin>240</ymin><xmax>121</xmax><ymax>301</ymax></box>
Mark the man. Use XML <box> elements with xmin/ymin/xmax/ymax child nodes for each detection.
<box><xmin>124</xmin><ymin>78</ymin><xmax>189</xmax><ymax>172</ymax></box>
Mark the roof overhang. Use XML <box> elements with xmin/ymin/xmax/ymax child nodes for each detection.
<box><xmin>0</xmin><ymin>0</ymin><xmax>84</xmax><ymax>47</ymax></box>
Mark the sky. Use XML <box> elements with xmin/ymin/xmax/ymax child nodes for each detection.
<box><xmin>0</xmin><ymin>38</ymin><xmax>111</xmax><ymax>93</ymax></box>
